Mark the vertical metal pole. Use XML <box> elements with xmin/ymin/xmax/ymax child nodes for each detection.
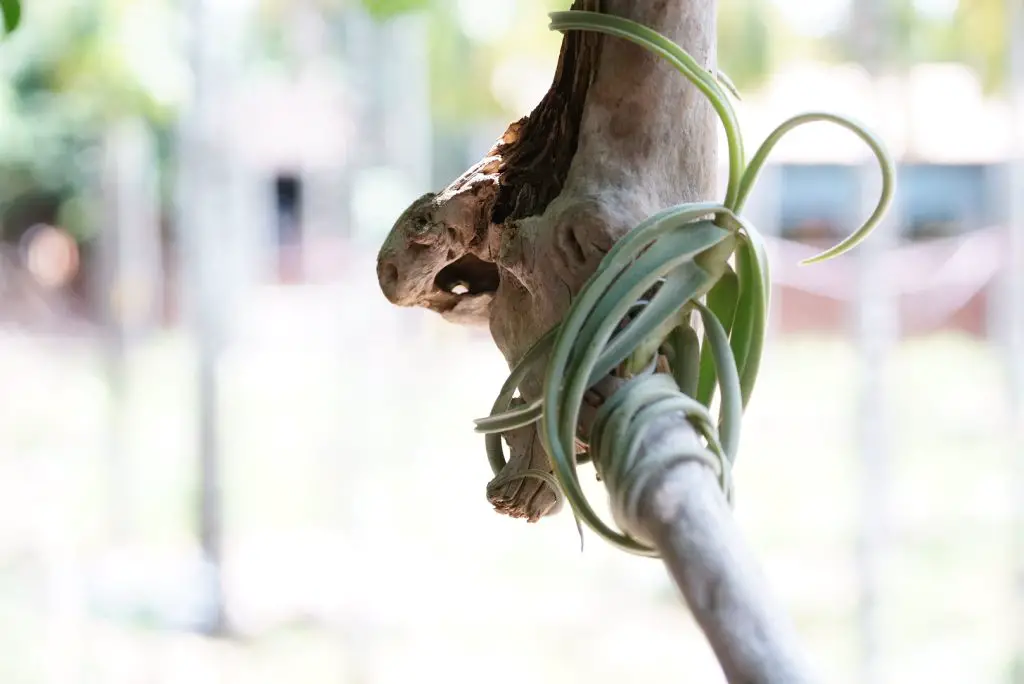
<box><xmin>178</xmin><ymin>0</ymin><xmax>229</xmax><ymax>636</ymax></box>
<box><xmin>379</xmin><ymin>13</ymin><xmax>433</xmax><ymax>192</ymax></box>
<box><xmin>851</xmin><ymin>0</ymin><xmax>894</xmax><ymax>681</ymax></box>
<box><xmin>99</xmin><ymin>119</ymin><xmax>163</xmax><ymax>545</ymax></box>
<box><xmin>1007</xmin><ymin>2</ymin><xmax>1024</xmax><ymax>679</ymax></box>
<box><xmin>97</xmin><ymin>125</ymin><xmax>129</xmax><ymax>548</ymax></box>
<box><xmin>345</xmin><ymin>6</ymin><xmax>433</xmax><ymax>208</ymax></box>
<box><xmin>853</xmin><ymin>167</ymin><xmax>895</xmax><ymax>684</ymax></box>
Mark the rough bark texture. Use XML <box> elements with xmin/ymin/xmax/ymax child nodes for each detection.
<box><xmin>377</xmin><ymin>0</ymin><xmax>715</xmax><ymax>519</ymax></box>
<box><xmin>375</xmin><ymin>0</ymin><xmax>602</xmax><ymax>332</ymax></box>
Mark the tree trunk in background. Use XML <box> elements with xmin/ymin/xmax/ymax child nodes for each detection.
<box><xmin>851</xmin><ymin>0</ymin><xmax>895</xmax><ymax>680</ymax></box>
<box><xmin>99</xmin><ymin>118</ymin><xmax>162</xmax><ymax>546</ymax></box>
<box><xmin>1007</xmin><ymin>1</ymin><xmax>1024</xmax><ymax>680</ymax></box>
<box><xmin>178</xmin><ymin>0</ymin><xmax>248</xmax><ymax>638</ymax></box>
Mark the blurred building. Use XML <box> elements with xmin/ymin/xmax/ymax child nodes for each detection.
<box><xmin>731</xmin><ymin>61</ymin><xmax>1016</xmax><ymax>340</ymax></box>
<box><xmin>0</xmin><ymin>49</ymin><xmax>1015</xmax><ymax>341</ymax></box>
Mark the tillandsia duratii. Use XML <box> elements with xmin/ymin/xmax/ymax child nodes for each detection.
<box><xmin>473</xmin><ymin>10</ymin><xmax>896</xmax><ymax>556</ymax></box>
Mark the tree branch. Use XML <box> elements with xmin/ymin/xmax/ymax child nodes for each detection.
<box><xmin>489</xmin><ymin>0</ymin><xmax>718</xmax><ymax>367</ymax></box>
<box><xmin>632</xmin><ymin>416</ymin><xmax>816</xmax><ymax>683</ymax></box>
<box><xmin>376</xmin><ymin>1</ymin><xmax>817</xmax><ymax>679</ymax></box>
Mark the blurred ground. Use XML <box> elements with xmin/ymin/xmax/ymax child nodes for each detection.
<box><xmin>0</xmin><ymin>249</ymin><xmax>1014</xmax><ymax>684</ymax></box>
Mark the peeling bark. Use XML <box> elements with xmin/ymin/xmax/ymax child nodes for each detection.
<box><xmin>377</xmin><ymin>0</ymin><xmax>716</xmax><ymax>518</ymax></box>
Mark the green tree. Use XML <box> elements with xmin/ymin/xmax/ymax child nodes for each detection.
<box><xmin>831</xmin><ymin>0</ymin><xmax>1008</xmax><ymax>93</ymax></box>
<box><xmin>0</xmin><ymin>0</ymin><xmax>180</xmax><ymax>238</ymax></box>
<box><xmin>952</xmin><ymin>0</ymin><xmax>1007</xmax><ymax>92</ymax></box>
<box><xmin>717</xmin><ymin>0</ymin><xmax>776</xmax><ymax>90</ymax></box>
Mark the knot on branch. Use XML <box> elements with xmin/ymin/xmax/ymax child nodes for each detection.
<box><xmin>485</xmin><ymin>416</ymin><xmax>564</xmax><ymax>521</ymax></box>
<box><xmin>374</xmin><ymin>0</ymin><xmax>601</xmax><ymax>333</ymax></box>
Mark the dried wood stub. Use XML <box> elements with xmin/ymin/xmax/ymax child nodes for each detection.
<box><xmin>376</xmin><ymin>0</ymin><xmax>717</xmax><ymax>522</ymax></box>
<box><xmin>376</xmin><ymin>0</ymin><xmax>602</xmax><ymax>330</ymax></box>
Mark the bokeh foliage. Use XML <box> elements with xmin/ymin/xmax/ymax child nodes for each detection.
<box><xmin>0</xmin><ymin>0</ymin><xmax>1015</xmax><ymax>241</ymax></box>
<box><xmin>0</xmin><ymin>0</ymin><xmax>180</xmax><ymax>239</ymax></box>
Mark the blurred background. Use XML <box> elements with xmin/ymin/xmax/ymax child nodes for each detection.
<box><xmin>0</xmin><ymin>0</ymin><xmax>1022</xmax><ymax>682</ymax></box>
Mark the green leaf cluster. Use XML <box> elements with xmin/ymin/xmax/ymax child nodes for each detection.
<box><xmin>475</xmin><ymin>10</ymin><xmax>896</xmax><ymax>555</ymax></box>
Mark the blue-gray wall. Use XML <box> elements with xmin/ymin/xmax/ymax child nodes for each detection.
<box><xmin>777</xmin><ymin>163</ymin><xmax>1007</xmax><ymax>239</ymax></box>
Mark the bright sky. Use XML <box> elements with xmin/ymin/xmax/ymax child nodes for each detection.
<box><xmin>456</xmin><ymin>0</ymin><xmax>963</xmax><ymax>44</ymax></box>
<box><xmin>756</xmin><ymin>0</ymin><xmax>959</xmax><ymax>37</ymax></box>
<box><xmin>455</xmin><ymin>0</ymin><xmax>518</xmax><ymax>43</ymax></box>
<box><xmin>771</xmin><ymin>0</ymin><xmax>850</xmax><ymax>37</ymax></box>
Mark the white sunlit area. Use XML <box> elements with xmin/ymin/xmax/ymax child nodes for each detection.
<box><xmin>0</xmin><ymin>0</ymin><xmax>1022</xmax><ymax>683</ymax></box>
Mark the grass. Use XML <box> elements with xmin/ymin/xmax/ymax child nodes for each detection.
<box><xmin>0</xmin><ymin>281</ymin><xmax>1017</xmax><ymax>684</ymax></box>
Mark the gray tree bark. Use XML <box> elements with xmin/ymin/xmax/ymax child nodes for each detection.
<box><xmin>635</xmin><ymin>418</ymin><xmax>815</xmax><ymax>683</ymax></box>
